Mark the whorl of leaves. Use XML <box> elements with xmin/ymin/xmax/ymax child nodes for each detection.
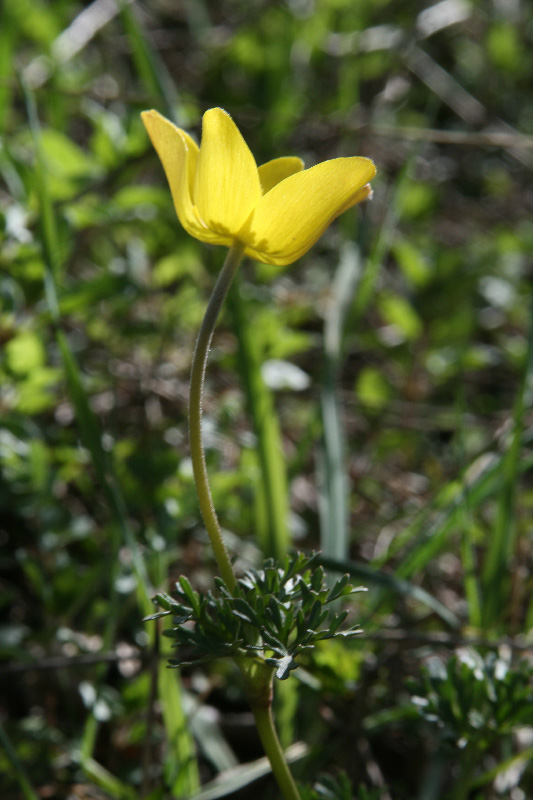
<box><xmin>146</xmin><ymin>551</ymin><xmax>366</xmax><ymax>679</ymax></box>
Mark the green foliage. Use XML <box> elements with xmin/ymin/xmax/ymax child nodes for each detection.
<box><xmin>149</xmin><ymin>553</ymin><xmax>365</xmax><ymax>680</ymax></box>
<box><xmin>411</xmin><ymin>649</ymin><xmax>533</xmax><ymax>751</ymax></box>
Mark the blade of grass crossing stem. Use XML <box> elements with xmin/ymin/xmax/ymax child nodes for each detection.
<box><xmin>182</xmin><ymin>742</ymin><xmax>308</xmax><ymax>800</ymax></box>
<box><xmin>482</xmin><ymin>292</ymin><xmax>533</xmax><ymax>630</ymax></box>
<box><xmin>228</xmin><ymin>277</ymin><xmax>290</xmax><ymax>561</ymax></box>
<box><xmin>318</xmin><ymin>243</ymin><xmax>363</xmax><ymax>567</ymax></box>
<box><xmin>0</xmin><ymin>721</ymin><xmax>40</xmax><ymax>800</ymax></box>
<box><xmin>81</xmin><ymin>757</ymin><xmax>136</xmax><ymax>800</ymax></box>
<box><xmin>119</xmin><ymin>2</ymin><xmax>184</xmax><ymax>124</ymax></box>
<box><xmin>317</xmin><ymin>554</ymin><xmax>459</xmax><ymax>629</ymax></box>
<box><xmin>22</xmin><ymin>76</ymin><xmax>199</xmax><ymax>791</ymax></box>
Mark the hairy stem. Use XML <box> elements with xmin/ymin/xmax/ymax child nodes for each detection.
<box><xmin>189</xmin><ymin>241</ymin><xmax>245</xmax><ymax>592</ymax></box>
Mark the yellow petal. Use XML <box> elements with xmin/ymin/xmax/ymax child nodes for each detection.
<box><xmin>141</xmin><ymin>110</ymin><xmax>224</xmax><ymax>244</ymax></box>
<box><xmin>194</xmin><ymin>108</ymin><xmax>262</xmax><ymax>238</ymax></box>
<box><xmin>335</xmin><ymin>183</ymin><xmax>374</xmax><ymax>215</ymax></box>
<box><xmin>241</xmin><ymin>157</ymin><xmax>376</xmax><ymax>266</ymax></box>
<box><xmin>257</xmin><ymin>157</ymin><xmax>304</xmax><ymax>194</ymax></box>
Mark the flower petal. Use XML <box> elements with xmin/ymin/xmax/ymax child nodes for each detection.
<box><xmin>241</xmin><ymin>157</ymin><xmax>376</xmax><ymax>266</ymax></box>
<box><xmin>335</xmin><ymin>183</ymin><xmax>374</xmax><ymax>215</ymax></box>
<box><xmin>141</xmin><ymin>110</ymin><xmax>224</xmax><ymax>243</ymax></box>
<box><xmin>257</xmin><ymin>157</ymin><xmax>304</xmax><ymax>194</ymax></box>
<box><xmin>194</xmin><ymin>108</ymin><xmax>262</xmax><ymax>238</ymax></box>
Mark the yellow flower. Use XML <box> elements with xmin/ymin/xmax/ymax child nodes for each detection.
<box><xmin>141</xmin><ymin>108</ymin><xmax>376</xmax><ymax>266</ymax></box>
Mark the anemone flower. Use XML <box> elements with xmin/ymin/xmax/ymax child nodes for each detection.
<box><xmin>141</xmin><ymin>108</ymin><xmax>376</xmax><ymax>800</ymax></box>
<box><xmin>141</xmin><ymin>107</ymin><xmax>375</xmax><ymax>266</ymax></box>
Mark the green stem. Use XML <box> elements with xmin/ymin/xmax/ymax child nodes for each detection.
<box><xmin>241</xmin><ymin>663</ymin><xmax>301</xmax><ymax>800</ymax></box>
<box><xmin>189</xmin><ymin>240</ymin><xmax>245</xmax><ymax>592</ymax></box>
<box><xmin>190</xmin><ymin>241</ymin><xmax>301</xmax><ymax>800</ymax></box>
<box><xmin>252</xmin><ymin>702</ymin><xmax>302</xmax><ymax>800</ymax></box>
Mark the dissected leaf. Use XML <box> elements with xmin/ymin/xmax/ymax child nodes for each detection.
<box><xmin>151</xmin><ymin>551</ymin><xmax>365</xmax><ymax>679</ymax></box>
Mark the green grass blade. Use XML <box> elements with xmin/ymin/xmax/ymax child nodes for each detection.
<box><xmin>318</xmin><ymin>243</ymin><xmax>363</xmax><ymax>565</ymax></box>
<box><xmin>228</xmin><ymin>278</ymin><xmax>290</xmax><ymax>560</ymax></box>
<box><xmin>119</xmin><ymin>2</ymin><xmax>184</xmax><ymax>123</ymax></box>
<box><xmin>316</xmin><ymin>163</ymin><xmax>412</xmax><ymax>566</ymax></box>
<box><xmin>317</xmin><ymin>554</ymin><xmax>459</xmax><ymax>628</ymax></box>
<box><xmin>81</xmin><ymin>756</ymin><xmax>137</xmax><ymax>800</ymax></box>
<box><xmin>159</xmin><ymin>648</ymin><xmax>200</xmax><ymax>795</ymax></box>
<box><xmin>458</xmin><ymin>500</ymin><xmax>482</xmax><ymax>629</ymax></box>
<box><xmin>454</xmin><ymin>370</ymin><xmax>482</xmax><ymax>629</ymax></box>
<box><xmin>387</xmin><ymin>438</ymin><xmax>533</xmax><ymax>581</ymax></box>
<box><xmin>186</xmin><ymin>696</ymin><xmax>238</xmax><ymax>773</ymax></box>
<box><xmin>182</xmin><ymin>742</ymin><xmax>308</xmax><ymax>800</ymax></box>
<box><xmin>0</xmin><ymin>4</ymin><xmax>16</xmax><ymax>136</ymax></box>
<box><xmin>470</xmin><ymin>746</ymin><xmax>533</xmax><ymax>791</ymax></box>
<box><xmin>482</xmin><ymin>292</ymin><xmax>533</xmax><ymax>629</ymax></box>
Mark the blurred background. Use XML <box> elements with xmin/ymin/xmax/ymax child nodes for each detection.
<box><xmin>1</xmin><ymin>1</ymin><xmax>532</xmax><ymax>799</ymax></box>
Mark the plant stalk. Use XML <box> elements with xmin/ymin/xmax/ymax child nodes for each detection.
<box><xmin>189</xmin><ymin>241</ymin><xmax>302</xmax><ymax>800</ymax></box>
<box><xmin>189</xmin><ymin>240</ymin><xmax>245</xmax><ymax>592</ymax></box>
<box><xmin>239</xmin><ymin>662</ymin><xmax>301</xmax><ymax>800</ymax></box>
<box><xmin>251</xmin><ymin>702</ymin><xmax>302</xmax><ymax>800</ymax></box>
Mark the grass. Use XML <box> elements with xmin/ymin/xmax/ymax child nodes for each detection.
<box><xmin>1</xmin><ymin>1</ymin><xmax>533</xmax><ymax>798</ymax></box>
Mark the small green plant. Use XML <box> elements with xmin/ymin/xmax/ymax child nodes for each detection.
<box><xmin>410</xmin><ymin>648</ymin><xmax>533</xmax><ymax>798</ymax></box>
<box><xmin>141</xmin><ymin>107</ymin><xmax>375</xmax><ymax>799</ymax></box>
<box><xmin>412</xmin><ymin>648</ymin><xmax>533</xmax><ymax>748</ymax></box>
